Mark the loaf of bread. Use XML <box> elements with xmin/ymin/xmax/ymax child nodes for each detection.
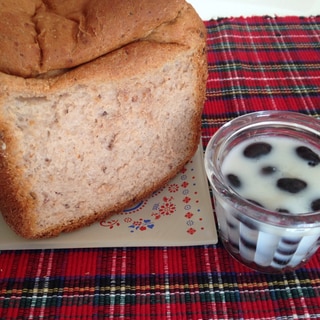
<box><xmin>0</xmin><ymin>0</ymin><xmax>207</xmax><ymax>239</ymax></box>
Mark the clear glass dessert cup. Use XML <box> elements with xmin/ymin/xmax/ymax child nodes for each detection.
<box><xmin>204</xmin><ymin>110</ymin><xmax>320</xmax><ymax>273</ymax></box>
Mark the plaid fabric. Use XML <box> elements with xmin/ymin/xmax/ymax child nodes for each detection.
<box><xmin>1</xmin><ymin>16</ymin><xmax>320</xmax><ymax>320</ymax></box>
<box><xmin>202</xmin><ymin>15</ymin><xmax>320</xmax><ymax>145</ymax></box>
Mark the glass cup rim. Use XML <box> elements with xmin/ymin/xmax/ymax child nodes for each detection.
<box><xmin>204</xmin><ymin>110</ymin><xmax>320</xmax><ymax>228</ymax></box>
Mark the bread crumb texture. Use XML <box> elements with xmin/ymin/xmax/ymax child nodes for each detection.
<box><xmin>0</xmin><ymin>0</ymin><xmax>207</xmax><ymax>238</ymax></box>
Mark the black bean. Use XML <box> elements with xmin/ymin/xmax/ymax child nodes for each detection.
<box><xmin>277</xmin><ymin>208</ymin><xmax>290</xmax><ymax>213</ymax></box>
<box><xmin>277</xmin><ymin>247</ymin><xmax>296</xmax><ymax>255</ymax></box>
<box><xmin>246</xmin><ymin>199</ymin><xmax>264</xmax><ymax>208</ymax></box>
<box><xmin>277</xmin><ymin>178</ymin><xmax>307</xmax><ymax>193</ymax></box>
<box><xmin>241</xmin><ymin>217</ymin><xmax>257</xmax><ymax>229</ymax></box>
<box><xmin>296</xmin><ymin>146</ymin><xmax>320</xmax><ymax>167</ymax></box>
<box><xmin>282</xmin><ymin>237</ymin><xmax>301</xmax><ymax>245</ymax></box>
<box><xmin>261</xmin><ymin>166</ymin><xmax>277</xmax><ymax>175</ymax></box>
<box><xmin>229</xmin><ymin>240</ymin><xmax>239</xmax><ymax>251</ymax></box>
<box><xmin>243</xmin><ymin>142</ymin><xmax>272</xmax><ymax>158</ymax></box>
<box><xmin>240</xmin><ymin>236</ymin><xmax>256</xmax><ymax>250</ymax></box>
<box><xmin>226</xmin><ymin>173</ymin><xmax>241</xmax><ymax>188</ymax></box>
<box><xmin>273</xmin><ymin>257</ymin><xmax>291</xmax><ymax>266</ymax></box>
<box><xmin>311</xmin><ymin>198</ymin><xmax>320</xmax><ymax>211</ymax></box>
<box><xmin>227</xmin><ymin>220</ymin><xmax>237</xmax><ymax>229</ymax></box>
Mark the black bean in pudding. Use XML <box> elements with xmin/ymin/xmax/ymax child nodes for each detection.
<box><xmin>226</xmin><ymin>173</ymin><xmax>241</xmax><ymax>188</ymax></box>
<box><xmin>277</xmin><ymin>208</ymin><xmax>290</xmax><ymax>213</ymax></box>
<box><xmin>246</xmin><ymin>199</ymin><xmax>264</xmax><ymax>208</ymax></box>
<box><xmin>243</xmin><ymin>142</ymin><xmax>272</xmax><ymax>158</ymax></box>
<box><xmin>296</xmin><ymin>146</ymin><xmax>320</xmax><ymax>167</ymax></box>
<box><xmin>277</xmin><ymin>178</ymin><xmax>307</xmax><ymax>194</ymax></box>
<box><xmin>261</xmin><ymin>166</ymin><xmax>277</xmax><ymax>175</ymax></box>
<box><xmin>311</xmin><ymin>199</ymin><xmax>320</xmax><ymax>211</ymax></box>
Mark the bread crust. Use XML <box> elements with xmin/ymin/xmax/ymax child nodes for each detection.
<box><xmin>0</xmin><ymin>0</ymin><xmax>188</xmax><ymax>77</ymax></box>
<box><xmin>0</xmin><ymin>1</ymin><xmax>207</xmax><ymax>239</ymax></box>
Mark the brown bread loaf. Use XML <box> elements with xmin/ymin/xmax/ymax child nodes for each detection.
<box><xmin>0</xmin><ymin>0</ymin><xmax>207</xmax><ymax>239</ymax></box>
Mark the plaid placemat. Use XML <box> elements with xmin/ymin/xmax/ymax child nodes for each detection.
<box><xmin>202</xmin><ymin>15</ymin><xmax>320</xmax><ymax>145</ymax></box>
<box><xmin>1</xmin><ymin>16</ymin><xmax>320</xmax><ymax>320</ymax></box>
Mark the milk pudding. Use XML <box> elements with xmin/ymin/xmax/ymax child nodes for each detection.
<box><xmin>222</xmin><ymin>136</ymin><xmax>320</xmax><ymax>214</ymax></box>
<box><xmin>217</xmin><ymin>136</ymin><xmax>320</xmax><ymax>271</ymax></box>
<box><xmin>204</xmin><ymin>111</ymin><xmax>320</xmax><ymax>273</ymax></box>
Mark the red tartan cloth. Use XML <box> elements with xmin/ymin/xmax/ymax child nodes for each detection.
<box><xmin>1</xmin><ymin>16</ymin><xmax>320</xmax><ymax>320</ymax></box>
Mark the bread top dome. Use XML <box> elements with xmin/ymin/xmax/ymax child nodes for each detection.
<box><xmin>0</xmin><ymin>0</ymin><xmax>188</xmax><ymax>78</ymax></box>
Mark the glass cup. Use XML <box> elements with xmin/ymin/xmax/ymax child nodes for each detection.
<box><xmin>204</xmin><ymin>111</ymin><xmax>320</xmax><ymax>273</ymax></box>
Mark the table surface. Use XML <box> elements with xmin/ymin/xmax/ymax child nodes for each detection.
<box><xmin>1</xmin><ymin>15</ymin><xmax>320</xmax><ymax>320</ymax></box>
<box><xmin>189</xmin><ymin>0</ymin><xmax>320</xmax><ymax>19</ymax></box>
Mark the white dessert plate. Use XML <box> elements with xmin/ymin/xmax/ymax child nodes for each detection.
<box><xmin>0</xmin><ymin>144</ymin><xmax>217</xmax><ymax>250</ymax></box>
